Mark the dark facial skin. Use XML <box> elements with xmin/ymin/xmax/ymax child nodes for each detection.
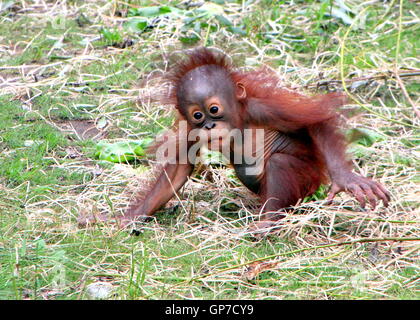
<box><xmin>177</xmin><ymin>65</ymin><xmax>237</xmax><ymax>131</ymax></box>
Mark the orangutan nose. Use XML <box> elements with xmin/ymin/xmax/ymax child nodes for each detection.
<box><xmin>204</xmin><ymin>122</ymin><xmax>216</xmax><ymax>130</ymax></box>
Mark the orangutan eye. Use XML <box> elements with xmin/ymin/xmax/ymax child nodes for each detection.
<box><xmin>209</xmin><ymin>105</ymin><xmax>219</xmax><ymax>114</ymax></box>
<box><xmin>193</xmin><ymin>111</ymin><xmax>203</xmax><ymax>120</ymax></box>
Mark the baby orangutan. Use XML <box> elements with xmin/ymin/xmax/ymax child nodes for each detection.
<box><xmin>123</xmin><ymin>47</ymin><xmax>390</xmax><ymax>229</ymax></box>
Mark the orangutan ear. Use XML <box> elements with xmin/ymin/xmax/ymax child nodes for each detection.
<box><xmin>236</xmin><ymin>82</ymin><xmax>246</xmax><ymax>99</ymax></box>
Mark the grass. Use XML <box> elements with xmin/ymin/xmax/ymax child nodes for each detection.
<box><xmin>0</xmin><ymin>0</ymin><xmax>419</xmax><ymax>300</ymax></box>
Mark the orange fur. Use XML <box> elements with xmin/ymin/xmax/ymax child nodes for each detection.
<box><xmin>123</xmin><ymin>47</ymin><xmax>388</xmax><ymax>224</ymax></box>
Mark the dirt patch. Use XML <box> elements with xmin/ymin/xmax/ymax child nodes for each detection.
<box><xmin>55</xmin><ymin>119</ymin><xmax>106</xmax><ymax>140</ymax></box>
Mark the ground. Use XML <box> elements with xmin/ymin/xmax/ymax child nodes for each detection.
<box><xmin>0</xmin><ymin>0</ymin><xmax>418</xmax><ymax>299</ymax></box>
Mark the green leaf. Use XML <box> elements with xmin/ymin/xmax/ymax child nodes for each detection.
<box><xmin>179</xmin><ymin>33</ymin><xmax>201</xmax><ymax>44</ymax></box>
<box><xmin>128</xmin><ymin>6</ymin><xmax>173</xmax><ymax>17</ymax></box>
<box><xmin>94</xmin><ymin>139</ymin><xmax>153</xmax><ymax>163</ymax></box>
<box><xmin>124</xmin><ymin>18</ymin><xmax>148</xmax><ymax>32</ymax></box>
<box><xmin>197</xmin><ymin>3</ymin><xmax>224</xmax><ymax>16</ymax></box>
<box><xmin>193</xmin><ymin>21</ymin><xmax>202</xmax><ymax>33</ymax></box>
<box><xmin>99</xmin><ymin>28</ymin><xmax>123</xmax><ymax>43</ymax></box>
<box><xmin>330</xmin><ymin>7</ymin><xmax>354</xmax><ymax>25</ymax></box>
<box><xmin>49</xmin><ymin>55</ymin><xmax>72</xmax><ymax>61</ymax></box>
<box><xmin>347</xmin><ymin>128</ymin><xmax>386</xmax><ymax>147</ymax></box>
<box><xmin>35</xmin><ymin>239</ymin><xmax>46</xmax><ymax>252</ymax></box>
<box><xmin>202</xmin><ymin>150</ymin><xmax>226</xmax><ymax>165</ymax></box>
<box><xmin>348</xmin><ymin>144</ymin><xmax>375</xmax><ymax>158</ymax></box>
<box><xmin>215</xmin><ymin>14</ymin><xmax>233</xmax><ymax>26</ymax></box>
<box><xmin>228</xmin><ymin>26</ymin><xmax>247</xmax><ymax>36</ymax></box>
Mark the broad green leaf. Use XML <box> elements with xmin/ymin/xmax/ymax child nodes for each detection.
<box><xmin>94</xmin><ymin>139</ymin><xmax>153</xmax><ymax>163</ymax></box>
<box><xmin>215</xmin><ymin>14</ymin><xmax>233</xmax><ymax>26</ymax></box>
<box><xmin>124</xmin><ymin>19</ymin><xmax>148</xmax><ymax>32</ymax></box>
